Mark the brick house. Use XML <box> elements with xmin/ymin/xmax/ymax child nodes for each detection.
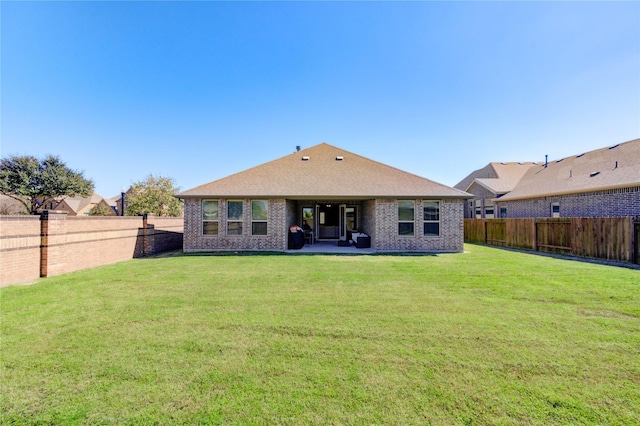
<box><xmin>52</xmin><ymin>193</ymin><xmax>115</xmax><ymax>216</ymax></box>
<box><xmin>454</xmin><ymin>162</ymin><xmax>537</xmax><ymax>219</ymax></box>
<box><xmin>494</xmin><ymin>138</ymin><xmax>640</xmax><ymax>218</ymax></box>
<box><xmin>177</xmin><ymin>143</ymin><xmax>471</xmax><ymax>252</ymax></box>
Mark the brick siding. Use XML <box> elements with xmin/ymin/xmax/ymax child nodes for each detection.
<box><xmin>463</xmin><ymin>184</ymin><xmax>498</xmax><ymax>219</ymax></box>
<box><xmin>183</xmin><ymin>198</ymin><xmax>287</xmax><ymax>252</ymax></box>
<box><xmin>496</xmin><ymin>186</ymin><xmax>640</xmax><ymax>218</ymax></box>
<box><xmin>184</xmin><ymin>197</ymin><xmax>465</xmax><ymax>253</ymax></box>
<box><xmin>373</xmin><ymin>199</ymin><xmax>465</xmax><ymax>252</ymax></box>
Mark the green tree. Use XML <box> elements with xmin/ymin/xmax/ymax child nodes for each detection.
<box><xmin>89</xmin><ymin>202</ymin><xmax>113</xmax><ymax>216</ymax></box>
<box><xmin>0</xmin><ymin>155</ymin><xmax>94</xmax><ymax>214</ymax></box>
<box><xmin>125</xmin><ymin>175</ymin><xmax>183</xmax><ymax>217</ymax></box>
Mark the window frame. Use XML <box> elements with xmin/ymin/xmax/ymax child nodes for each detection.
<box><xmin>485</xmin><ymin>207</ymin><xmax>495</xmax><ymax>219</ymax></box>
<box><xmin>551</xmin><ymin>202</ymin><xmax>560</xmax><ymax>218</ymax></box>
<box><xmin>423</xmin><ymin>200</ymin><xmax>440</xmax><ymax>237</ymax></box>
<box><xmin>251</xmin><ymin>200</ymin><xmax>268</xmax><ymax>236</ymax></box>
<box><xmin>227</xmin><ymin>200</ymin><xmax>244</xmax><ymax>236</ymax></box>
<box><xmin>202</xmin><ymin>200</ymin><xmax>220</xmax><ymax>235</ymax></box>
<box><xmin>398</xmin><ymin>200</ymin><xmax>415</xmax><ymax>237</ymax></box>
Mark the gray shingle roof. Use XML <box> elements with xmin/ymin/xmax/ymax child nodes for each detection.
<box><xmin>178</xmin><ymin>143</ymin><xmax>470</xmax><ymax>199</ymax></box>
<box><xmin>499</xmin><ymin>138</ymin><xmax>640</xmax><ymax>201</ymax></box>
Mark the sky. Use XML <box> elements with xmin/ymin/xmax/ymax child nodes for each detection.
<box><xmin>1</xmin><ymin>1</ymin><xmax>639</xmax><ymax>198</ymax></box>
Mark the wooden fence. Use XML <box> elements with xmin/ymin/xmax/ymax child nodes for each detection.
<box><xmin>465</xmin><ymin>217</ymin><xmax>640</xmax><ymax>265</ymax></box>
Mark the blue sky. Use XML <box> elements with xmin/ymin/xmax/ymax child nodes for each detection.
<box><xmin>2</xmin><ymin>1</ymin><xmax>639</xmax><ymax>197</ymax></box>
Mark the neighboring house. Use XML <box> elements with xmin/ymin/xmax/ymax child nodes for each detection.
<box><xmin>53</xmin><ymin>193</ymin><xmax>115</xmax><ymax>216</ymax></box>
<box><xmin>107</xmin><ymin>191</ymin><xmax>129</xmax><ymax>216</ymax></box>
<box><xmin>106</xmin><ymin>196</ymin><xmax>120</xmax><ymax>215</ymax></box>
<box><xmin>177</xmin><ymin>143</ymin><xmax>471</xmax><ymax>252</ymax></box>
<box><xmin>495</xmin><ymin>138</ymin><xmax>640</xmax><ymax>218</ymax></box>
<box><xmin>454</xmin><ymin>162</ymin><xmax>537</xmax><ymax>219</ymax></box>
<box><xmin>0</xmin><ymin>194</ymin><xmax>29</xmax><ymax>215</ymax></box>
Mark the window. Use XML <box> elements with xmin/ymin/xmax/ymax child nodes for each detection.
<box><xmin>251</xmin><ymin>200</ymin><xmax>268</xmax><ymax>235</ymax></box>
<box><xmin>423</xmin><ymin>201</ymin><xmax>440</xmax><ymax>237</ymax></box>
<box><xmin>202</xmin><ymin>200</ymin><xmax>219</xmax><ymax>235</ymax></box>
<box><xmin>346</xmin><ymin>207</ymin><xmax>357</xmax><ymax>231</ymax></box>
<box><xmin>398</xmin><ymin>200</ymin><xmax>415</xmax><ymax>236</ymax></box>
<box><xmin>227</xmin><ymin>200</ymin><xmax>243</xmax><ymax>235</ymax></box>
<box><xmin>475</xmin><ymin>207</ymin><xmax>482</xmax><ymax>219</ymax></box>
<box><xmin>499</xmin><ymin>207</ymin><xmax>507</xmax><ymax>218</ymax></box>
<box><xmin>485</xmin><ymin>207</ymin><xmax>494</xmax><ymax>219</ymax></box>
<box><xmin>551</xmin><ymin>202</ymin><xmax>560</xmax><ymax>218</ymax></box>
<box><xmin>302</xmin><ymin>207</ymin><xmax>314</xmax><ymax>230</ymax></box>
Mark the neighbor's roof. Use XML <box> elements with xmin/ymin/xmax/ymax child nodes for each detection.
<box><xmin>53</xmin><ymin>193</ymin><xmax>105</xmax><ymax>214</ymax></box>
<box><xmin>499</xmin><ymin>138</ymin><xmax>640</xmax><ymax>201</ymax></box>
<box><xmin>454</xmin><ymin>162</ymin><xmax>537</xmax><ymax>194</ymax></box>
<box><xmin>178</xmin><ymin>143</ymin><xmax>470</xmax><ymax>199</ymax></box>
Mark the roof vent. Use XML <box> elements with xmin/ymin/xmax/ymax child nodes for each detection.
<box><xmin>336</xmin><ymin>156</ymin><xmax>343</xmax><ymax>161</ymax></box>
<box><xmin>556</xmin><ymin>158</ymin><xmax>564</xmax><ymax>163</ymax></box>
<box><xmin>590</xmin><ymin>171</ymin><xmax>600</xmax><ymax>177</ymax></box>
<box><xmin>576</xmin><ymin>153</ymin><xmax>585</xmax><ymax>158</ymax></box>
<box><xmin>609</xmin><ymin>144</ymin><xmax>620</xmax><ymax>150</ymax></box>
<box><xmin>302</xmin><ymin>156</ymin><xmax>310</xmax><ymax>161</ymax></box>
<box><xmin>296</xmin><ymin>146</ymin><xmax>301</xmax><ymax>152</ymax></box>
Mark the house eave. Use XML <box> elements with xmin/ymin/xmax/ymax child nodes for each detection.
<box><xmin>176</xmin><ymin>194</ymin><xmax>472</xmax><ymax>200</ymax></box>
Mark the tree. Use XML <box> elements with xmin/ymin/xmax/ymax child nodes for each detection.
<box><xmin>125</xmin><ymin>175</ymin><xmax>183</xmax><ymax>217</ymax></box>
<box><xmin>0</xmin><ymin>155</ymin><xmax>94</xmax><ymax>214</ymax></box>
<box><xmin>89</xmin><ymin>202</ymin><xmax>114</xmax><ymax>216</ymax></box>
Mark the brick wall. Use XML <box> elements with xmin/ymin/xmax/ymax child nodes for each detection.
<box><xmin>373</xmin><ymin>199</ymin><xmax>465</xmax><ymax>252</ymax></box>
<box><xmin>496</xmin><ymin>186</ymin><xmax>640</xmax><ymax>218</ymax></box>
<box><xmin>0</xmin><ymin>212</ymin><xmax>184</xmax><ymax>287</ymax></box>
<box><xmin>360</xmin><ymin>199</ymin><xmax>377</xmax><ymax>244</ymax></box>
<box><xmin>0</xmin><ymin>215</ymin><xmax>41</xmax><ymax>286</ymax></box>
<box><xmin>144</xmin><ymin>216</ymin><xmax>184</xmax><ymax>255</ymax></box>
<box><xmin>183</xmin><ymin>198</ymin><xmax>287</xmax><ymax>252</ymax></box>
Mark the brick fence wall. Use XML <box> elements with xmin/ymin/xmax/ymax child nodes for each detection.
<box><xmin>0</xmin><ymin>215</ymin><xmax>41</xmax><ymax>285</ymax></box>
<box><xmin>0</xmin><ymin>212</ymin><xmax>183</xmax><ymax>287</ymax></box>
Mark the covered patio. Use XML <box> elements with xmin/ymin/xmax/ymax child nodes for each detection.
<box><xmin>286</xmin><ymin>240</ymin><xmax>375</xmax><ymax>254</ymax></box>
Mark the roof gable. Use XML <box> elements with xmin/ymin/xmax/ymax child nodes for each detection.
<box><xmin>178</xmin><ymin>143</ymin><xmax>470</xmax><ymax>198</ymax></box>
<box><xmin>455</xmin><ymin>162</ymin><xmax>537</xmax><ymax>193</ymax></box>
<box><xmin>500</xmin><ymin>138</ymin><xmax>640</xmax><ymax>201</ymax></box>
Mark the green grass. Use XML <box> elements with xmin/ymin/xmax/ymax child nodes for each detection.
<box><xmin>1</xmin><ymin>244</ymin><xmax>639</xmax><ymax>425</ymax></box>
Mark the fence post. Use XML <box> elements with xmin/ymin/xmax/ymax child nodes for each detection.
<box><xmin>634</xmin><ymin>216</ymin><xmax>640</xmax><ymax>265</ymax></box>
<box><xmin>533</xmin><ymin>219</ymin><xmax>538</xmax><ymax>251</ymax></box>
<box><xmin>483</xmin><ymin>219</ymin><xmax>487</xmax><ymax>244</ymax></box>
<box><xmin>40</xmin><ymin>210</ymin><xmax>68</xmax><ymax>278</ymax></box>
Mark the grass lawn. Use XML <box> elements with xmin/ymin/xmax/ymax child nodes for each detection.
<box><xmin>1</xmin><ymin>244</ymin><xmax>639</xmax><ymax>425</ymax></box>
